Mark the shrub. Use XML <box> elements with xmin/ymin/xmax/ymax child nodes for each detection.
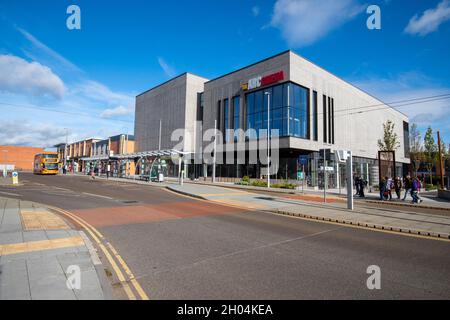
<box><xmin>251</xmin><ymin>180</ymin><xmax>268</xmax><ymax>187</ymax></box>
<box><xmin>242</xmin><ymin>175</ymin><xmax>250</xmax><ymax>183</ymax></box>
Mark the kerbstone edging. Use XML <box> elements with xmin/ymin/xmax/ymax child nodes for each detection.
<box><xmin>166</xmin><ymin>186</ymin><xmax>208</xmax><ymax>200</ymax></box>
<box><xmin>365</xmin><ymin>199</ymin><xmax>450</xmax><ymax>211</ymax></box>
<box><xmin>272</xmin><ymin>209</ymin><xmax>450</xmax><ymax>240</ymax></box>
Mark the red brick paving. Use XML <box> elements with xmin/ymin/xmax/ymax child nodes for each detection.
<box><xmin>283</xmin><ymin>194</ymin><xmax>345</xmax><ymax>203</ymax></box>
<box><xmin>71</xmin><ymin>200</ymin><xmax>246</xmax><ymax>228</ymax></box>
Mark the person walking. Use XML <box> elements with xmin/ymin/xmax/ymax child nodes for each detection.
<box><xmin>394</xmin><ymin>176</ymin><xmax>402</xmax><ymax>199</ymax></box>
<box><xmin>402</xmin><ymin>175</ymin><xmax>412</xmax><ymax>201</ymax></box>
<box><xmin>379</xmin><ymin>177</ymin><xmax>386</xmax><ymax>200</ymax></box>
<box><xmin>107</xmin><ymin>163</ymin><xmax>111</xmax><ymax>179</ymax></box>
<box><xmin>360</xmin><ymin>177</ymin><xmax>367</xmax><ymax>197</ymax></box>
<box><xmin>354</xmin><ymin>176</ymin><xmax>361</xmax><ymax>196</ymax></box>
<box><xmin>386</xmin><ymin>176</ymin><xmax>393</xmax><ymax>201</ymax></box>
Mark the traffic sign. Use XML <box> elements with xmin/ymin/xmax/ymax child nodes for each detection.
<box><xmin>12</xmin><ymin>171</ymin><xmax>18</xmax><ymax>185</ymax></box>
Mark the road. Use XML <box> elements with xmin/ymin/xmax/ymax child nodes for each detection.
<box><xmin>1</xmin><ymin>172</ymin><xmax>450</xmax><ymax>299</ymax></box>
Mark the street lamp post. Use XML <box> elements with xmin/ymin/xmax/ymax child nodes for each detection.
<box><xmin>264</xmin><ymin>92</ymin><xmax>271</xmax><ymax>189</ymax></box>
<box><xmin>2</xmin><ymin>150</ymin><xmax>8</xmax><ymax>177</ymax></box>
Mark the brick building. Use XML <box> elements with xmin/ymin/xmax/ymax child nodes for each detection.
<box><xmin>0</xmin><ymin>146</ymin><xmax>45</xmax><ymax>171</ymax></box>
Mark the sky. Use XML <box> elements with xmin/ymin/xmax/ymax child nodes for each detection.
<box><xmin>0</xmin><ymin>0</ymin><xmax>449</xmax><ymax>148</ymax></box>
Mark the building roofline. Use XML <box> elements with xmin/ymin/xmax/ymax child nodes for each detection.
<box><xmin>287</xmin><ymin>50</ymin><xmax>409</xmax><ymax>119</ymax></box>
<box><xmin>136</xmin><ymin>72</ymin><xmax>208</xmax><ymax>98</ymax></box>
<box><xmin>204</xmin><ymin>50</ymin><xmax>291</xmax><ymax>84</ymax></box>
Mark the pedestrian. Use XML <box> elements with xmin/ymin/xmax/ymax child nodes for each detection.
<box><xmin>383</xmin><ymin>176</ymin><xmax>392</xmax><ymax>200</ymax></box>
<box><xmin>359</xmin><ymin>177</ymin><xmax>367</xmax><ymax>197</ymax></box>
<box><xmin>90</xmin><ymin>168</ymin><xmax>95</xmax><ymax>180</ymax></box>
<box><xmin>379</xmin><ymin>177</ymin><xmax>386</xmax><ymax>200</ymax></box>
<box><xmin>402</xmin><ymin>175</ymin><xmax>412</xmax><ymax>201</ymax></box>
<box><xmin>354</xmin><ymin>176</ymin><xmax>361</xmax><ymax>196</ymax></box>
<box><xmin>394</xmin><ymin>176</ymin><xmax>402</xmax><ymax>199</ymax></box>
<box><xmin>107</xmin><ymin>163</ymin><xmax>111</xmax><ymax>179</ymax></box>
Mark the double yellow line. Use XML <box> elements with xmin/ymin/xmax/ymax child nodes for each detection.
<box><xmin>48</xmin><ymin>205</ymin><xmax>149</xmax><ymax>300</ymax></box>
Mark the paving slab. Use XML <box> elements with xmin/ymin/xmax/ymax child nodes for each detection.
<box><xmin>0</xmin><ymin>196</ymin><xmax>106</xmax><ymax>300</ymax></box>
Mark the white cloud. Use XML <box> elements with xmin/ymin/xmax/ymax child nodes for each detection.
<box><xmin>100</xmin><ymin>105</ymin><xmax>134</xmax><ymax>119</ymax></box>
<box><xmin>0</xmin><ymin>120</ymin><xmax>70</xmax><ymax>147</ymax></box>
<box><xmin>0</xmin><ymin>27</ymin><xmax>137</xmax><ymax>146</ymax></box>
<box><xmin>17</xmin><ymin>27</ymin><xmax>82</xmax><ymax>74</ymax></box>
<box><xmin>0</xmin><ymin>54</ymin><xmax>65</xmax><ymax>99</ymax></box>
<box><xmin>158</xmin><ymin>57</ymin><xmax>177</xmax><ymax>78</ymax></box>
<box><xmin>252</xmin><ymin>6</ymin><xmax>260</xmax><ymax>17</ymax></box>
<box><xmin>270</xmin><ymin>0</ymin><xmax>365</xmax><ymax>47</ymax></box>
<box><xmin>405</xmin><ymin>0</ymin><xmax>450</xmax><ymax>36</ymax></box>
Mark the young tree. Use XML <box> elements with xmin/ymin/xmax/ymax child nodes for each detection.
<box><xmin>423</xmin><ymin>126</ymin><xmax>437</xmax><ymax>184</ymax></box>
<box><xmin>378</xmin><ymin>120</ymin><xmax>400</xmax><ymax>151</ymax></box>
<box><xmin>409</xmin><ymin>123</ymin><xmax>424</xmax><ymax>176</ymax></box>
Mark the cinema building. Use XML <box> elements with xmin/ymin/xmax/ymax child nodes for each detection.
<box><xmin>134</xmin><ymin>50</ymin><xmax>410</xmax><ymax>187</ymax></box>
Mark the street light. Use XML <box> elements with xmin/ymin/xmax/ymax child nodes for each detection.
<box><xmin>2</xmin><ymin>150</ymin><xmax>8</xmax><ymax>177</ymax></box>
<box><xmin>264</xmin><ymin>91</ymin><xmax>271</xmax><ymax>189</ymax></box>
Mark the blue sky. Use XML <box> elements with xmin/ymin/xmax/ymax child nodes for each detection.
<box><xmin>0</xmin><ymin>0</ymin><xmax>449</xmax><ymax>147</ymax></box>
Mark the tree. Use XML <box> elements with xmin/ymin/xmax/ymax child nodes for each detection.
<box><xmin>378</xmin><ymin>120</ymin><xmax>400</xmax><ymax>151</ymax></box>
<box><xmin>409</xmin><ymin>123</ymin><xmax>424</xmax><ymax>176</ymax></box>
<box><xmin>423</xmin><ymin>126</ymin><xmax>437</xmax><ymax>184</ymax></box>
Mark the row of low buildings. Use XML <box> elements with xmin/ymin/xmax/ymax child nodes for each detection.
<box><xmin>55</xmin><ymin>134</ymin><xmax>136</xmax><ymax>177</ymax></box>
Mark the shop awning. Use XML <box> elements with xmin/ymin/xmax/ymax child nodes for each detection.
<box><xmin>115</xmin><ymin>149</ymin><xmax>192</xmax><ymax>160</ymax></box>
<box><xmin>80</xmin><ymin>149</ymin><xmax>192</xmax><ymax>161</ymax></box>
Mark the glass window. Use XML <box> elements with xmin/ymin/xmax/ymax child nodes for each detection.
<box><xmin>273</xmin><ymin>85</ymin><xmax>283</xmax><ymax>109</ymax></box>
<box><xmin>255</xmin><ymin>90</ymin><xmax>263</xmax><ymax>113</ymax></box>
<box><xmin>246</xmin><ymin>93</ymin><xmax>254</xmax><ymax>115</ymax></box>
<box><xmin>312</xmin><ymin>91</ymin><xmax>318</xmax><ymax>141</ymax></box>
<box><xmin>245</xmin><ymin>81</ymin><xmax>310</xmax><ymax>140</ymax></box>
<box><xmin>233</xmin><ymin>96</ymin><xmax>240</xmax><ymax>141</ymax></box>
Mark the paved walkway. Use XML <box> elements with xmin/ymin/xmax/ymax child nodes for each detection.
<box><xmin>0</xmin><ymin>196</ymin><xmax>107</xmax><ymax>300</ymax></box>
<box><xmin>79</xmin><ymin>173</ymin><xmax>450</xmax><ymax>210</ymax></box>
<box><xmin>167</xmin><ymin>184</ymin><xmax>450</xmax><ymax>240</ymax></box>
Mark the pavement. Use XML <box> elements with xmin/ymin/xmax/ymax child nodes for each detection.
<box><xmin>2</xmin><ymin>173</ymin><xmax>450</xmax><ymax>299</ymax></box>
<box><xmin>0</xmin><ymin>196</ymin><xmax>107</xmax><ymax>300</ymax></box>
<box><xmin>167</xmin><ymin>183</ymin><xmax>450</xmax><ymax>239</ymax></box>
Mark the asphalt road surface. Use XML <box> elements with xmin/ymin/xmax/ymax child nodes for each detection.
<box><xmin>1</xmin><ymin>173</ymin><xmax>450</xmax><ymax>299</ymax></box>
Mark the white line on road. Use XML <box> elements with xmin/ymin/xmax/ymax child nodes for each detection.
<box><xmin>82</xmin><ymin>192</ymin><xmax>114</xmax><ymax>200</ymax></box>
<box><xmin>0</xmin><ymin>191</ymin><xmax>21</xmax><ymax>197</ymax></box>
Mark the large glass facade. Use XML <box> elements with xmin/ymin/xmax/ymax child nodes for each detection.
<box><xmin>312</xmin><ymin>91</ymin><xmax>318</xmax><ymax>141</ymax></box>
<box><xmin>245</xmin><ymin>82</ymin><xmax>309</xmax><ymax>139</ymax></box>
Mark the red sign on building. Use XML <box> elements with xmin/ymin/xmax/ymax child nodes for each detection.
<box><xmin>261</xmin><ymin>71</ymin><xmax>284</xmax><ymax>87</ymax></box>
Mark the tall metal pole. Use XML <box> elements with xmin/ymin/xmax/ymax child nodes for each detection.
<box><xmin>437</xmin><ymin>131</ymin><xmax>445</xmax><ymax>189</ymax></box>
<box><xmin>347</xmin><ymin>151</ymin><xmax>354</xmax><ymax>210</ymax></box>
<box><xmin>323</xmin><ymin>148</ymin><xmax>327</xmax><ymax>203</ymax></box>
<box><xmin>213</xmin><ymin>119</ymin><xmax>217</xmax><ymax>183</ymax></box>
<box><xmin>64</xmin><ymin>128</ymin><xmax>68</xmax><ymax>168</ymax></box>
<box><xmin>265</xmin><ymin>92</ymin><xmax>271</xmax><ymax>189</ymax></box>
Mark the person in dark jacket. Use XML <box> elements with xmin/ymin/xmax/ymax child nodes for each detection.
<box><xmin>402</xmin><ymin>175</ymin><xmax>412</xmax><ymax>201</ymax></box>
<box><xmin>379</xmin><ymin>177</ymin><xmax>386</xmax><ymax>200</ymax></box>
<box><xmin>394</xmin><ymin>176</ymin><xmax>402</xmax><ymax>199</ymax></box>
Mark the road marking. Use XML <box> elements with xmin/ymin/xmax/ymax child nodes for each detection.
<box><xmin>0</xmin><ymin>236</ymin><xmax>84</xmax><ymax>256</ymax></box>
<box><xmin>47</xmin><ymin>205</ymin><xmax>149</xmax><ymax>300</ymax></box>
<box><xmin>82</xmin><ymin>192</ymin><xmax>114</xmax><ymax>200</ymax></box>
<box><xmin>21</xmin><ymin>211</ymin><xmax>69</xmax><ymax>230</ymax></box>
<box><xmin>0</xmin><ymin>191</ymin><xmax>21</xmax><ymax>197</ymax></box>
